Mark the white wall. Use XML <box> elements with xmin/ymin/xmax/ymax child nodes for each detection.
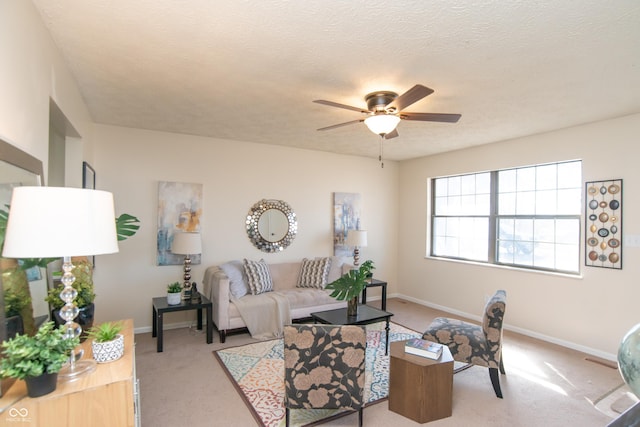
<box><xmin>0</xmin><ymin>1</ymin><xmax>93</xmax><ymax>172</ymax></box>
<box><xmin>90</xmin><ymin>124</ymin><xmax>399</xmax><ymax>330</ymax></box>
<box><xmin>398</xmin><ymin>113</ymin><xmax>640</xmax><ymax>360</ymax></box>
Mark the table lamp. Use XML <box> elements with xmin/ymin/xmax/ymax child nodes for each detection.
<box><xmin>2</xmin><ymin>186</ymin><xmax>119</xmax><ymax>380</ymax></box>
<box><xmin>346</xmin><ymin>230</ymin><xmax>367</xmax><ymax>267</ymax></box>
<box><xmin>171</xmin><ymin>232</ymin><xmax>202</xmax><ymax>301</ymax></box>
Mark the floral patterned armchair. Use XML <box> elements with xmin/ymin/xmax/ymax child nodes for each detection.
<box><xmin>422</xmin><ymin>290</ymin><xmax>507</xmax><ymax>398</ymax></box>
<box><xmin>283</xmin><ymin>324</ymin><xmax>367</xmax><ymax>426</ymax></box>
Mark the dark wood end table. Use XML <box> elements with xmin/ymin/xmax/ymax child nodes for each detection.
<box><xmin>152</xmin><ymin>292</ymin><xmax>213</xmax><ymax>352</ymax></box>
<box><xmin>389</xmin><ymin>340</ymin><xmax>454</xmax><ymax>423</ymax></box>
<box><xmin>361</xmin><ymin>278</ymin><xmax>387</xmax><ymax>311</ymax></box>
<box><xmin>310</xmin><ymin>305</ymin><xmax>394</xmax><ymax>355</ymax></box>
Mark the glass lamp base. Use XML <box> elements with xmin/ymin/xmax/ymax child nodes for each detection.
<box><xmin>58</xmin><ymin>359</ymin><xmax>96</xmax><ymax>382</ymax></box>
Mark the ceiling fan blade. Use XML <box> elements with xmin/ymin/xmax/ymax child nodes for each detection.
<box><xmin>385</xmin><ymin>84</ymin><xmax>434</xmax><ymax>112</ymax></box>
<box><xmin>384</xmin><ymin>129</ymin><xmax>399</xmax><ymax>139</ymax></box>
<box><xmin>317</xmin><ymin>119</ymin><xmax>364</xmax><ymax>131</ymax></box>
<box><xmin>313</xmin><ymin>99</ymin><xmax>369</xmax><ymax>113</ymax></box>
<box><xmin>401</xmin><ymin>112</ymin><xmax>461</xmax><ymax>123</ymax></box>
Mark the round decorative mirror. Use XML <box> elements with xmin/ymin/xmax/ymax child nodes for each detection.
<box><xmin>246</xmin><ymin>199</ymin><xmax>297</xmax><ymax>252</ymax></box>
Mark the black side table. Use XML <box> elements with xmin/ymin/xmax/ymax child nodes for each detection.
<box><xmin>361</xmin><ymin>278</ymin><xmax>387</xmax><ymax>311</ymax></box>
<box><xmin>152</xmin><ymin>292</ymin><xmax>213</xmax><ymax>352</ymax></box>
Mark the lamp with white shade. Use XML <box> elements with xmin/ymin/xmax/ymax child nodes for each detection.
<box><xmin>2</xmin><ymin>186</ymin><xmax>119</xmax><ymax>380</ymax></box>
<box><xmin>171</xmin><ymin>232</ymin><xmax>202</xmax><ymax>301</ymax></box>
<box><xmin>346</xmin><ymin>230</ymin><xmax>368</xmax><ymax>267</ymax></box>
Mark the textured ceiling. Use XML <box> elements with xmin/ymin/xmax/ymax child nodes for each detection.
<box><xmin>32</xmin><ymin>0</ymin><xmax>640</xmax><ymax>161</ymax></box>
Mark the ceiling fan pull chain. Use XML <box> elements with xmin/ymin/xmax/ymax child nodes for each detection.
<box><xmin>379</xmin><ymin>136</ymin><xmax>384</xmax><ymax>168</ymax></box>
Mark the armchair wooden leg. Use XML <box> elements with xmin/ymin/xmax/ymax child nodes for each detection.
<box><xmin>499</xmin><ymin>356</ymin><xmax>506</xmax><ymax>375</ymax></box>
<box><xmin>285</xmin><ymin>408</ymin><xmax>290</xmax><ymax>427</ymax></box>
<box><xmin>489</xmin><ymin>367</ymin><xmax>503</xmax><ymax>398</ymax></box>
<box><xmin>358</xmin><ymin>407</ymin><xmax>363</xmax><ymax>427</ymax></box>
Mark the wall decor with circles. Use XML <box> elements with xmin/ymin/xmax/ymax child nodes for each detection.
<box><xmin>585</xmin><ymin>179</ymin><xmax>622</xmax><ymax>269</ymax></box>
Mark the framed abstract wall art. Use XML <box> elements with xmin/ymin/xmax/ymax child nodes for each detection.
<box><xmin>333</xmin><ymin>192</ymin><xmax>362</xmax><ymax>257</ymax></box>
<box><xmin>157</xmin><ymin>181</ymin><xmax>203</xmax><ymax>266</ymax></box>
<box><xmin>585</xmin><ymin>179</ymin><xmax>622</xmax><ymax>269</ymax></box>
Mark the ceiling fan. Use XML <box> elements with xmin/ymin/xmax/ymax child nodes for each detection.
<box><xmin>313</xmin><ymin>84</ymin><xmax>461</xmax><ymax>140</ymax></box>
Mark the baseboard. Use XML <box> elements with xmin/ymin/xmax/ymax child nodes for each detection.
<box><xmin>134</xmin><ymin>320</ymin><xmax>193</xmax><ymax>335</ymax></box>
<box><xmin>394</xmin><ymin>293</ymin><xmax>618</xmax><ymax>362</ymax></box>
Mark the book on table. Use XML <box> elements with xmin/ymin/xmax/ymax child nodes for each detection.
<box><xmin>404</xmin><ymin>338</ymin><xmax>443</xmax><ymax>359</ymax></box>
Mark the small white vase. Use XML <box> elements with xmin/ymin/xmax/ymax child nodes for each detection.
<box><xmin>92</xmin><ymin>334</ymin><xmax>125</xmax><ymax>363</ymax></box>
<box><xmin>167</xmin><ymin>292</ymin><xmax>181</xmax><ymax>305</ymax></box>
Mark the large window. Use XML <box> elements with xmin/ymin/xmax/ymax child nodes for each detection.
<box><xmin>431</xmin><ymin>160</ymin><xmax>582</xmax><ymax>274</ymax></box>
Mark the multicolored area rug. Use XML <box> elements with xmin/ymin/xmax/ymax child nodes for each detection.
<box><xmin>214</xmin><ymin>322</ymin><xmax>422</xmax><ymax>427</ymax></box>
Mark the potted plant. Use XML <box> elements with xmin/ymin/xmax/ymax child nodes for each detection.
<box><xmin>325</xmin><ymin>260</ymin><xmax>375</xmax><ymax>317</ymax></box>
<box><xmin>0</xmin><ymin>321</ymin><xmax>79</xmax><ymax>397</ymax></box>
<box><xmin>87</xmin><ymin>321</ymin><xmax>124</xmax><ymax>363</ymax></box>
<box><xmin>167</xmin><ymin>282</ymin><xmax>182</xmax><ymax>305</ymax></box>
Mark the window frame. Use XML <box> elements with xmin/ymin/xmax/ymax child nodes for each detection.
<box><xmin>429</xmin><ymin>161</ymin><xmax>582</xmax><ymax>275</ymax></box>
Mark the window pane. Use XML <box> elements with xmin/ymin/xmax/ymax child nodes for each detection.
<box><xmin>558</xmin><ymin>161</ymin><xmax>582</xmax><ymax>188</ymax></box>
<box><xmin>557</xmin><ymin>188</ymin><xmax>582</xmax><ymax>215</ymax></box>
<box><xmin>517</xmin><ymin>167</ymin><xmax>536</xmax><ymax>191</ymax></box>
<box><xmin>499</xmin><ymin>169</ymin><xmax>516</xmax><ymax>193</ymax></box>
<box><xmin>536</xmin><ymin>164</ymin><xmax>557</xmax><ymax>190</ymax></box>
<box><xmin>477</xmin><ymin>173</ymin><xmax>491</xmax><ymax>194</ymax></box>
<box><xmin>534</xmin><ymin>242</ymin><xmax>555</xmax><ymax>269</ymax></box>
<box><xmin>535</xmin><ymin>190</ymin><xmax>557</xmax><ymax>215</ymax></box>
<box><xmin>499</xmin><ymin>193</ymin><xmax>516</xmax><ymax>215</ymax></box>
<box><xmin>516</xmin><ymin>192</ymin><xmax>535</xmax><ymax>215</ymax></box>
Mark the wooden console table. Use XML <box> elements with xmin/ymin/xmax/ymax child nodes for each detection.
<box><xmin>0</xmin><ymin>319</ymin><xmax>140</xmax><ymax>427</ymax></box>
<box><xmin>388</xmin><ymin>340</ymin><xmax>454</xmax><ymax>423</ymax></box>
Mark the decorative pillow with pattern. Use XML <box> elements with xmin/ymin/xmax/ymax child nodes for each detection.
<box><xmin>243</xmin><ymin>259</ymin><xmax>273</xmax><ymax>295</ymax></box>
<box><xmin>220</xmin><ymin>260</ymin><xmax>249</xmax><ymax>299</ymax></box>
<box><xmin>297</xmin><ymin>257</ymin><xmax>332</xmax><ymax>289</ymax></box>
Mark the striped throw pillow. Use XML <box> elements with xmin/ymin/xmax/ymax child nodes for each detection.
<box><xmin>243</xmin><ymin>259</ymin><xmax>273</xmax><ymax>295</ymax></box>
<box><xmin>297</xmin><ymin>257</ymin><xmax>332</xmax><ymax>289</ymax></box>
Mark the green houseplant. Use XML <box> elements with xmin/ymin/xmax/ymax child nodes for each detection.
<box><xmin>0</xmin><ymin>321</ymin><xmax>79</xmax><ymax>397</ymax></box>
<box><xmin>87</xmin><ymin>321</ymin><xmax>125</xmax><ymax>363</ymax></box>
<box><xmin>167</xmin><ymin>282</ymin><xmax>182</xmax><ymax>305</ymax></box>
<box><xmin>325</xmin><ymin>260</ymin><xmax>375</xmax><ymax>317</ymax></box>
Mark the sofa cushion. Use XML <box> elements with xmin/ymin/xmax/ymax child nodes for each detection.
<box><xmin>243</xmin><ymin>259</ymin><xmax>273</xmax><ymax>295</ymax></box>
<box><xmin>297</xmin><ymin>257</ymin><xmax>331</xmax><ymax>289</ymax></box>
<box><xmin>220</xmin><ymin>260</ymin><xmax>249</xmax><ymax>299</ymax></box>
<box><xmin>326</xmin><ymin>256</ymin><xmax>348</xmax><ymax>283</ymax></box>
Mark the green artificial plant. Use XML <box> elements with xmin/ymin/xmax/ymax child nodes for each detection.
<box><xmin>0</xmin><ymin>321</ymin><xmax>79</xmax><ymax>379</ymax></box>
<box><xmin>325</xmin><ymin>260</ymin><xmax>375</xmax><ymax>301</ymax></box>
<box><xmin>86</xmin><ymin>321</ymin><xmax>123</xmax><ymax>343</ymax></box>
<box><xmin>167</xmin><ymin>282</ymin><xmax>182</xmax><ymax>293</ymax></box>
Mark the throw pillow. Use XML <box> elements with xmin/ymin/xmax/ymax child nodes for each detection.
<box><xmin>297</xmin><ymin>257</ymin><xmax>332</xmax><ymax>289</ymax></box>
<box><xmin>243</xmin><ymin>259</ymin><xmax>273</xmax><ymax>295</ymax></box>
<box><xmin>220</xmin><ymin>260</ymin><xmax>249</xmax><ymax>299</ymax></box>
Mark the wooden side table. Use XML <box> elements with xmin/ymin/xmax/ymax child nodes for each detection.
<box><xmin>152</xmin><ymin>292</ymin><xmax>213</xmax><ymax>352</ymax></box>
<box><xmin>388</xmin><ymin>340</ymin><xmax>454</xmax><ymax>423</ymax></box>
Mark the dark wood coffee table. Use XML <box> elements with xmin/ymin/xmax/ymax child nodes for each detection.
<box><xmin>310</xmin><ymin>305</ymin><xmax>394</xmax><ymax>355</ymax></box>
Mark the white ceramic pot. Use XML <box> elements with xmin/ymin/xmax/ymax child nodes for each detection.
<box><xmin>91</xmin><ymin>334</ymin><xmax>125</xmax><ymax>363</ymax></box>
<box><xmin>167</xmin><ymin>292</ymin><xmax>181</xmax><ymax>305</ymax></box>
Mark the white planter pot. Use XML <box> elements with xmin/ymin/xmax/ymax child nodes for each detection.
<box><xmin>91</xmin><ymin>334</ymin><xmax>125</xmax><ymax>363</ymax></box>
<box><xmin>167</xmin><ymin>292</ymin><xmax>181</xmax><ymax>305</ymax></box>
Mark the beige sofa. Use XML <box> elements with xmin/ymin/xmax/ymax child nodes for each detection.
<box><xmin>202</xmin><ymin>257</ymin><xmax>349</xmax><ymax>342</ymax></box>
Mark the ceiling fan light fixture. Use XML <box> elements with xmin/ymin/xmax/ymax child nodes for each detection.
<box><xmin>364</xmin><ymin>114</ymin><xmax>401</xmax><ymax>136</ymax></box>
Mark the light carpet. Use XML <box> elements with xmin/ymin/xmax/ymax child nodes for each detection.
<box><xmin>214</xmin><ymin>322</ymin><xmax>430</xmax><ymax>427</ymax></box>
